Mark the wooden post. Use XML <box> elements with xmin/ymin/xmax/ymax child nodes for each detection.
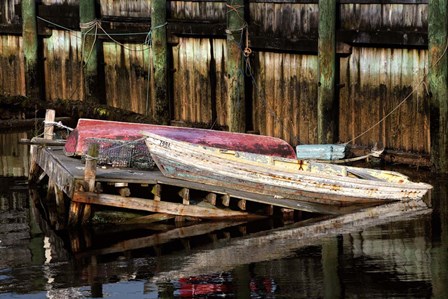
<box><xmin>43</xmin><ymin>109</ymin><xmax>55</xmax><ymax>140</ymax></box>
<box><xmin>22</xmin><ymin>0</ymin><xmax>40</xmax><ymax>99</ymax></box>
<box><xmin>82</xmin><ymin>143</ymin><xmax>99</xmax><ymax>223</ymax></box>
<box><xmin>206</xmin><ymin>193</ymin><xmax>217</xmax><ymax>206</ymax></box>
<box><xmin>152</xmin><ymin>184</ymin><xmax>162</xmax><ymax>201</ymax></box>
<box><xmin>28</xmin><ymin>143</ymin><xmax>39</xmax><ymax>181</ymax></box>
<box><xmin>429</xmin><ymin>0</ymin><xmax>448</xmax><ymax>173</ymax></box>
<box><xmin>226</xmin><ymin>0</ymin><xmax>246</xmax><ymax>132</ymax></box>
<box><xmin>30</xmin><ymin>109</ymin><xmax>55</xmax><ymax>181</ymax></box>
<box><xmin>237</xmin><ymin>199</ymin><xmax>246</xmax><ymax>211</ymax></box>
<box><xmin>317</xmin><ymin>0</ymin><xmax>337</xmax><ymax>144</ymax></box>
<box><xmin>221</xmin><ymin>194</ymin><xmax>230</xmax><ymax>207</ymax></box>
<box><xmin>179</xmin><ymin>188</ymin><xmax>190</xmax><ymax>205</ymax></box>
<box><xmin>80</xmin><ymin>0</ymin><xmax>99</xmax><ymax>102</ymax></box>
<box><xmin>151</xmin><ymin>0</ymin><xmax>170</xmax><ymax>125</ymax></box>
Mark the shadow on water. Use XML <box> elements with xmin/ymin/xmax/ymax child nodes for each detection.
<box><xmin>1</xmin><ymin>130</ymin><xmax>448</xmax><ymax>298</ymax></box>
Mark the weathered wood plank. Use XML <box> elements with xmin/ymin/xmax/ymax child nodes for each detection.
<box><xmin>72</xmin><ymin>191</ymin><xmax>257</xmax><ymax>219</ymax></box>
<box><xmin>22</xmin><ymin>0</ymin><xmax>40</xmax><ymax>98</ymax></box>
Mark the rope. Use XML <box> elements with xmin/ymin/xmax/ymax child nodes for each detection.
<box><xmin>321</xmin><ymin>149</ymin><xmax>384</xmax><ymax>164</ymax></box>
<box><xmin>37</xmin><ymin>16</ymin><xmax>150</xmax><ymax>37</ymax></box>
<box><xmin>43</xmin><ymin>121</ymin><xmax>74</xmax><ymax>131</ymax></box>
<box><xmin>84</xmin><ymin>154</ymin><xmax>98</xmax><ymax>161</ymax></box>
<box><xmin>36</xmin><ymin>16</ymin><xmax>167</xmax><ymax>106</ymax></box>
<box><xmin>345</xmin><ymin>37</ymin><xmax>448</xmax><ymax>145</ymax></box>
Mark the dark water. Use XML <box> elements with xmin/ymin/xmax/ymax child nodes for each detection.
<box><xmin>1</xmin><ymin>131</ymin><xmax>447</xmax><ymax>298</ymax></box>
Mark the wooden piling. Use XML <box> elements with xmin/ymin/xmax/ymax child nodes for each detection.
<box><xmin>151</xmin><ymin>0</ymin><xmax>170</xmax><ymax>125</ymax></box>
<box><xmin>152</xmin><ymin>184</ymin><xmax>162</xmax><ymax>201</ymax></box>
<box><xmin>179</xmin><ymin>188</ymin><xmax>190</xmax><ymax>205</ymax></box>
<box><xmin>226</xmin><ymin>0</ymin><xmax>246</xmax><ymax>132</ymax></box>
<box><xmin>317</xmin><ymin>0</ymin><xmax>337</xmax><ymax>144</ymax></box>
<box><xmin>43</xmin><ymin>109</ymin><xmax>55</xmax><ymax>140</ymax></box>
<box><xmin>21</xmin><ymin>0</ymin><xmax>40</xmax><ymax>99</ymax></box>
<box><xmin>30</xmin><ymin>109</ymin><xmax>55</xmax><ymax>181</ymax></box>
<box><xmin>428</xmin><ymin>0</ymin><xmax>448</xmax><ymax>173</ymax></box>
<box><xmin>80</xmin><ymin>0</ymin><xmax>99</xmax><ymax>102</ymax></box>
<box><xmin>68</xmin><ymin>142</ymin><xmax>98</xmax><ymax>226</ymax></box>
<box><xmin>81</xmin><ymin>143</ymin><xmax>99</xmax><ymax>223</ymax></box>
<box><xmin>206</xmin><ymin>193</ymin><xmax>217</xmax><ymax>206</ymax></box>
<box><xmin>221</xmin><ymin>194</ymin><xmax>230</xmax><ymax>207</ymax></box>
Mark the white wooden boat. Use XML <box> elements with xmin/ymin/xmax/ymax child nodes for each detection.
<box><xmin>144</xmin><ymin>133</ymin><xmax>432</xmax><ymax>207</ymax></box>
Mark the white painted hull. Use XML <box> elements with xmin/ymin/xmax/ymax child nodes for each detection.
<box><xmin>145</xmin><ymin>133</ymin><xmax>432</xmax><ymax>205</ymax></box>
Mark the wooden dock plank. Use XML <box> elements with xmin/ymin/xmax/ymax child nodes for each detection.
<box><xmin>72</xmin><ymin>191</ymin><xmax>258</xmax><ymax>219</ymax></box>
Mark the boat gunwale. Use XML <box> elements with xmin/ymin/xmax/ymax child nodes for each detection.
<box><xmin>144</xmin><ymin>133</ymin><xmax>432</xmax><ymax>192</ymax></box>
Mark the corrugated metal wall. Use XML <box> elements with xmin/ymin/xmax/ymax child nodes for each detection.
<box><xmin>0</xmin><ymin>1</ymin><xmax>433</xmax><ymax>155</ymax></box>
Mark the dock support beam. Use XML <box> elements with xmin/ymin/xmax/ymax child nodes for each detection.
<box><xmin>226</xmin><ymin>0</ymin><xmax>246</xmax><ymax>132</ymax></box>
<box><xmin>82</xmin><ymin>143</ymin><xmax>99</xmax><ymax>223</ymax></box>
<box><xmin>429</xmin><ymin>0</ymin><xmax>448</xmax><ymax>173</ymax></box>
<box><xmin>22</xmin><ymin>0</ymin><xmax>40</xmax><ymax>99</ymax></box>
<box><xmin>317</xmin><ymin>0</ymin><xmax>337</xmax><ymax>144</ymax></box>
<box><xmin>80</xmin><ymin>0</ymin><xmax>99</xmax><ymax>102</ymax></box>
<box><xmin>151</xmin><ymin>0</ymin><xmax>170</xmax><ymax>125</ymax></box>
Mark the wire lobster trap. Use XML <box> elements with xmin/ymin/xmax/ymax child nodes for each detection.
<box><xmin>82</xmin><ymin>137</ymin><xmax>156</xmax><ymax>170</ymax></box>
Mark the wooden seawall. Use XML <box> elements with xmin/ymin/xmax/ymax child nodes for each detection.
<box><xmin>1</xmin><ymin>0</ymin><xmax>447</xmax><ymax>171</ymax></box>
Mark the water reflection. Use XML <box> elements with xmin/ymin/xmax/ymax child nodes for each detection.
<box><xmin>0</xmin><ymin>130</ymin><xmax>447</xmax><ymax>298</ymax></box>
<box><xmin>0</xmin><ymin>131</ymin><xmax>29</xmax><ymax>177</ymax></box>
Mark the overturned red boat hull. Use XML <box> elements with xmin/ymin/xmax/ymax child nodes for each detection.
<box><xmin>64</xmin><ymin>118</ymin><xmax>297</xmax><ymax>159</ymax></box>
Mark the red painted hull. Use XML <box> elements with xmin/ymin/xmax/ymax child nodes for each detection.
<box><xmin>64</xmin><ymin>118</ymin><xmax>297</xmax><ymax>159</ymax></box>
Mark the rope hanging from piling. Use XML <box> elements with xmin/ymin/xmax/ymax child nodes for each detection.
<box><xmin>37</xmin><ymin>16</ymin><xmax>168</xmax><ymax>115</ymax></box>
<box><xmin>344</xmin><ymin>37</ymin><xmax>448</xmax><ymax>145</ymax></box>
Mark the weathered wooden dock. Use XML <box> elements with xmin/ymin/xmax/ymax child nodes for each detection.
<box><xmin>25</xmin><ymin>110</ymin><xmax>431</xmax><ymax>226</ymax></box>
<box><xmin>30</xmin><ymin>144</ymin><xmax>379</xmax><ymax>226</ymax></box>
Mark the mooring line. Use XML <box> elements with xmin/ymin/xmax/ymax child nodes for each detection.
<box><xmin>344</xmin><ymin>37</ymin><xmax>448</xmax><ymax>145</ymax></box>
